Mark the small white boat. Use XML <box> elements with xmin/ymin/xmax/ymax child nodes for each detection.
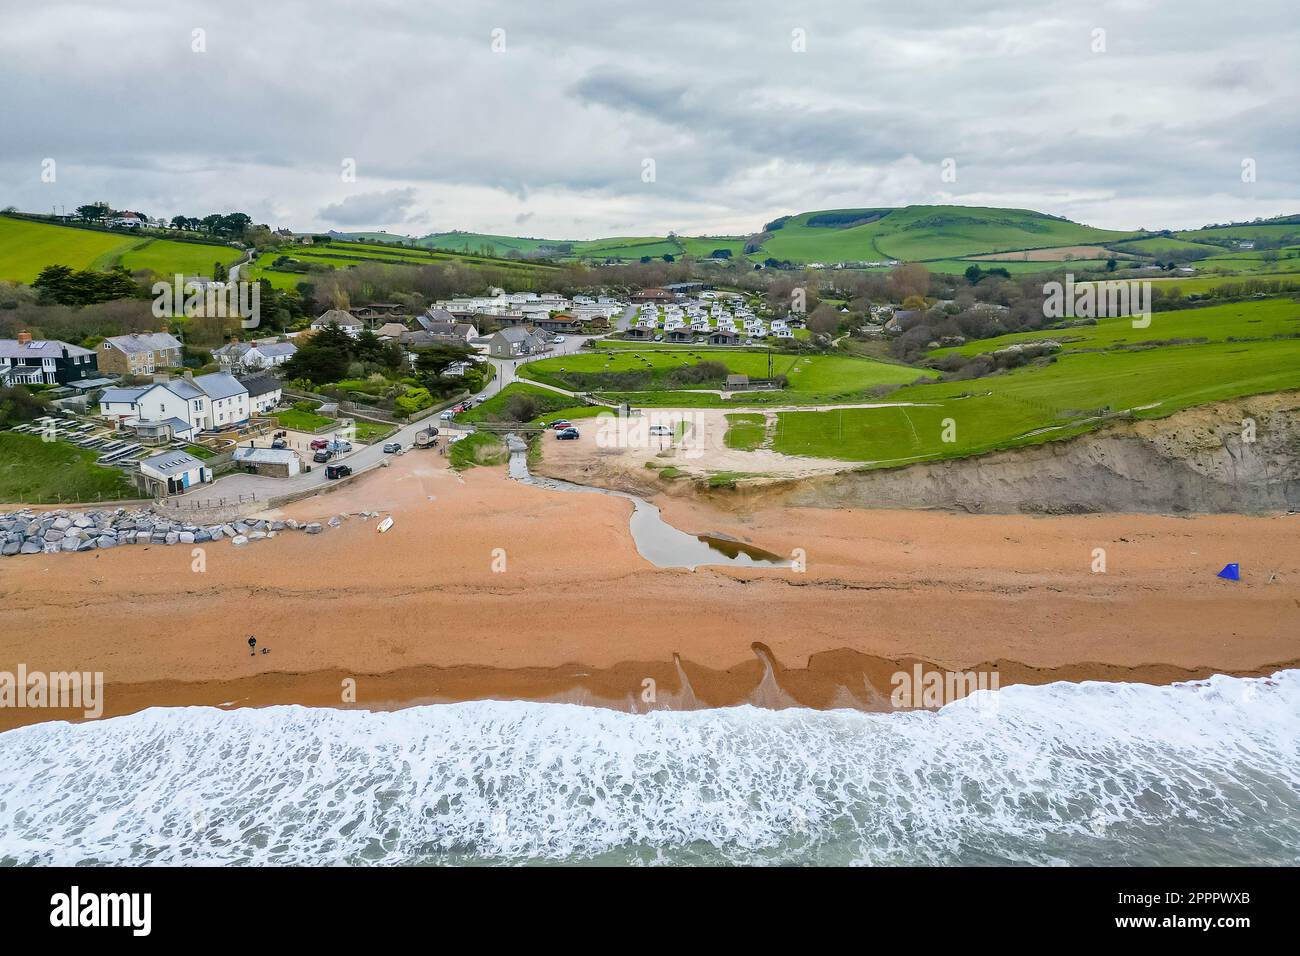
<box><xmin>377</xmin><ymin>516</ymin><xmax>394</xmax><ymax>533</ymax></box>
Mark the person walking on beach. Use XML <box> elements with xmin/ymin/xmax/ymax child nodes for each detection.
<box><xmin>248</xmin><ymin>635</ymin><xmax>257</xmax><ymax>656</ymax></box>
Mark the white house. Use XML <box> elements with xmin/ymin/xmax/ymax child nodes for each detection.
<box><xmin>213</xmin><ymin>339</ymin><xmax>297</xmax><ymax>370</ymax></box>
<box><xmin>238</xmin><ymin>372</ymin><xmax>282</xmax><ymax>415</ymax></box>
<box><xmin>311</xmin><ymin>310</ymin><xmax>364</xmax><ymax>338</ymax></box>
<box><xmin>99</xmin><ymin>371</ymin><xmax>249</xmax><ymax>435</ymax></box>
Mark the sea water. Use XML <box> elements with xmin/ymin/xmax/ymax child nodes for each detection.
<box><xmin>0</xmin><ymin>671</ymin><xmax>1297</xmax><ymax>866</ymax></box>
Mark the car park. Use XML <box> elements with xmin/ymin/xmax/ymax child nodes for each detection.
<box><xmin>325</xmin><ymin>464</ymin><xmax>352</xmax><ymax>479</ymax></box>
<box><xmin>382</xmin><ymin>442</ymin><xmax>402</xmax><ymax>453</ymax></box>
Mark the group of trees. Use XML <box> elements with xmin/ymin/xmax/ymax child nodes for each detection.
<box><xmin>32</xmin><ymin>264</ymin><xmax>141</xmax><ymax>306</ymax></box>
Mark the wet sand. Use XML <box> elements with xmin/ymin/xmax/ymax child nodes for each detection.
<box><xmin>2</xmin><ymin>453</ymin><xmax>1298</xmax><ymax>730</ymax></box>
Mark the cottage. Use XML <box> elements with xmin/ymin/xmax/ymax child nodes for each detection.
<box><xmin>0</xmin><ymin>332</ymin><xmax>98</xmax><ymax>385</ymax></box>
<box><xmin>238</xmin><ymin>373</ymin><xmax>282</xmax><ymax>416</ymax></box>
<box><xmin>708</xmin><ymin>330</ymin><xmax>740</xmax><ymax>346</ymax></box>
<box><xmin>665</xmin><ymin>329</ymin><xmax>695</xmax><ymax>343</ymax></box>
<box><xmin>213</xmin><ymin>338</ymin><xmax>297</xmax><ymax>370</ymax></box>
<box><xmin>138</xmin><ymin>450</ymin><xmax>211</xmax><ymax>496</ymax></box>
<box><xmin>98</xmin><ymin>330</ymin><xmax>183</xmax><ymax>375</ymax></box>
<box><xmin>311</xmin><ymin>310</ymin><xmax>364</xmax><ymax>337</ymax></box>
<box><xmin>486</xmin><ymin>327</ymin><xmax>549</xmax><ymax>358</ymax></box>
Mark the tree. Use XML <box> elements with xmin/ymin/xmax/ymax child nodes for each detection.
<box><xmin>964</xmin><ymin>265</ymin><xmax>983</xmax><ymax>284</ymax></box>
<box><xmin>75</xmin><ymin>203</ymin><xmax>110</xmax><ymax>222</ymax></box>
<box><xmin>0</xmin><ymin>385</ymin><xmax>49</xmax><ymax>428</ymax></box>
<box><xmin>1106</xmin><ymin>258</ymin><xmax>1118</xmax><ymax>272</ymax></box>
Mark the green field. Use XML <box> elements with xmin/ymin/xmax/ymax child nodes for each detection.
<box><xmin>758</xmin><ymin>297</ymin><xmax>1300</xmax><ymax>465</ymax></box>
<box><xmin>519</xmin><ymin>348</ymin><xmax>929</xmax><ymax>402</ymax></box>
<box><xmin>931</xmin><ymin>300</ymin><xmax>1300</xmax><ymax>359</ymax></box>
<box><xmin>0</xmin><ymin>216</ymin><xmax>241</xmax><ymax>283</ymax></box>
<box><xmin>1107</xmin><ymin>236</ymin><xmax>1224</xmax><ymax>258</ymax></box>
<box><xmin>0</xmin><ymin>432</ymin><xmax>135</xmax><ymax>503</ymax></box>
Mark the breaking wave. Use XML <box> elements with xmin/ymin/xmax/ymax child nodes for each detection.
<box><xmin>1</xmin><ymin>671</ymin><xmax>1297</xmax><ymax>865</ymax></box>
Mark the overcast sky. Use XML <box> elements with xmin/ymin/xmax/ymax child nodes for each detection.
<box><xmin>1</xmin><ymin>0</ymin><xmax>1296</xmax><ymax>239</ymax></box>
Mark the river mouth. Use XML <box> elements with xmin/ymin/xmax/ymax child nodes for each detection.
<box><xmin>507</xmin><ymin>442</ymin><xmax>789</xmax><ymax>571</ymax></box>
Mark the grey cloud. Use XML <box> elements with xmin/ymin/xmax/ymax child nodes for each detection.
<box><xmin>319</xmin><ymin>188</ymin><xmax>419</xmax><ymax>226</ymax></box>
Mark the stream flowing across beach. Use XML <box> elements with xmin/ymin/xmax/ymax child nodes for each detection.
<box><xmin>506</xmin><ymin>440</ymin><xmax>789</xmax><ymax>569</ymax></box>
<box><xmin>2</xmin><ymin>670</ymin><xmax>1297</xmax><ymax>865</ymax></box>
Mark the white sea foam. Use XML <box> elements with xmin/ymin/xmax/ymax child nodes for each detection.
<box><xmin>1</xmin><ymin>672</ymin><xmax>1297</xmax><ymax>866</ymax></box>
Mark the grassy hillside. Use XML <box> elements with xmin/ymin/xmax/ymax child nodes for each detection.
<box><xmin>761</xmin><ymin>297</ymin><xmax>1300</xmax><ymax>465</ymax></box>
<box><xmin>0</xmin><ymin>432</ymin><xmax>135</xmax><ymax>503</ymax></box>
<box><xmin>759</xmin><ymin>206</ymin><xmax>1138</xmax><ymax>264</ymax></box>
<box><xmin>247</xmin><ymin>237</ymin><xmax>566</xmax><ymax>290</ymax></box>
<box><xmin>0</xmin><ymin>215</ymin><xmax>240</xmax><ymax>283</ymax></box>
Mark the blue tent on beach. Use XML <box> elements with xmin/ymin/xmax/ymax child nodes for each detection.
<box><xmin>1217</xmin><ymin>563</ymin><xmax>1240</xmax><ymax>581</ymax></box>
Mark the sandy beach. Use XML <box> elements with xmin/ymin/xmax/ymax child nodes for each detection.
<box><xmin>2</xmin><ymin>450</ymin><xmax>1298</xmax><ymax>730</ymax></box>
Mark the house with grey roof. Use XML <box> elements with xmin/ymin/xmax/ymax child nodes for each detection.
<box><xmin>99</xmin><ymin>371</ymin><xmax>249</xmax><ymax>437</ymax></box>
<box><xmin>98</xmin><ymin>330</ymin><xmax>183</xmax><ymax>376</ymax></box>
<box><xmin>214</xmin><ymin>338</ymin><xmax>297</xmax><ymax>370</ymax></box>
<box><xmin>0</xmin><ymin>332</ymin><xmax>98</xmax><ymax>386</ymax></box>
<box><xmin>311</xmin><ymin>309</ymin><xmax>364</xmax><ymax>337</ymax></box>
<box><xmin>486</xmin><ymin>327</ymin><xmax>550</xmax><ymax>358</ymax></box>
<box><xmin>238</xmin><ymin>372</ymin><xmax>282</xmax><ymax>415</ymax></box>
<box><xmin>137</xmin><ymin>450</ymin><xmax>211</xmax><ymax>496</ymax></box>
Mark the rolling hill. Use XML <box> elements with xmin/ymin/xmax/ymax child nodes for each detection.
<box><xmin>0</xmin><ymin>215</ymin><xmax>242</xmax><ymax>284</ymax></box>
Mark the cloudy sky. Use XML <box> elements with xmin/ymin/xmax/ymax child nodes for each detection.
<box><xmin>1</xmin><ymin>0</ymin><xmax>1296</xmax><ymax>239</ymax></box>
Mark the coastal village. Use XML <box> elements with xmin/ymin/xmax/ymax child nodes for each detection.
<box><xmin>0</xmin><ymin>280</ymin><xmax>847</xmax><ymax>556</ymax></box>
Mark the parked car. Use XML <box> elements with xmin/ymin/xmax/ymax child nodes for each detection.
<box><xmin>554</xmin><ymin>336</ymin><xmax>566</xmax><ymax>343</ymax></box>
<box><xmin>310</xmin><ymin>438</ymin><xmax>329</xmax><ymax>450</ymax></box>
<box><xmin>327</xmin><ymin>439</ymin><xmax>352</xmax><ymax>453</ymax></box>
<box><xmin>271</xmin><ymin>437</ymin><xmax>288</xmax><ymax>449</ymax></box>
<box><xmin>325</xmin><ymin>464</ymin><xmax>352</xmax><ymax>479</ymax></box>
<box><xmin>653</xmin><ymin>334</ymin><xmax>664</xmax><ymax>342</ymax></box>
<box><xmin>648</xmin><ymin>425</ymin><xmax>673</xmax><ymax>436</ymax></box>
<box><xmin>312</xmin><ymin>450</ymin><xmax>331</xmax><ymax>463</ymax></box>
<box><xmin>550</xmin><ymin>420</ymin><xmax>573</xmax><ymax>430</ymax></box>
<box><xmin>439</xmin><ymin>410</ymin><xmax>455</xmax><ymax>420</ymax></box>
<box><xmin>556</xmin><ymin>428</ymin><xmax>580</xmax><ymax>440</ymax></box>
<box><xmin>382</xmin><ymin>442</ymin><xmax>402</xmax><ymax>454</ymax></box>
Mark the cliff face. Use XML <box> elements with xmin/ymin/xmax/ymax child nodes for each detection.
<box><xmin>744</xmin><ymin>392</ymin><xmax>1300</xmax><ymax>515</ymax></box>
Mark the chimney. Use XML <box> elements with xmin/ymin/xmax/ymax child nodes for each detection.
<box><xmin>183</xmin><ymin>370</ymin><xmax>194</xmax><ymax>381</ymax></box>
<box><xmin>17</xmin><ymin>330</ymin><xmax>31</xmax><ymax>345</ymax></box>
<box><xmin>160</xmin><ymin>321</ymin><xmax>170</xmax><ymax>334</ymax></box>
<box><xmin>230</xmin><ymin>336</ymin><xmax>239</xmax><ymax>345</ymax></box>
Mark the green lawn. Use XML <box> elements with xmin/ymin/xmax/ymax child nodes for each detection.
<box><xmin>767</xmin><ymin>337</ymin><xmax>1300</xmax><ymax>465</ymax></box>
<box><xmin>275</xmin><ymin>409</ymin><xmax>333</xmax><ymax>431</ymax></box>
<box><xmin>0</xmin><ymin>432</ymin><xmax>135</xmax><ymax>503</ymax></box>
<box><xmin>116</xmin><ymin>239</ymin><xmax>240</xmax><ymax>277</ymax></box>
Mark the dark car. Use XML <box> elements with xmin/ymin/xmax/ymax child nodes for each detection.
<box><xmin>271</xmin><ymin>437</ymin><xmax>288</xmax><ymax>450</ymax></box>
<box><xmin>312</xmin><ymin>449</ymin><xmax>331</xmax><ymax>463</ymax></box>
<box><xmin>556</xmin><ymin>428</ymin><xmax>580</xmax><ymax>440</ymax></box>
<box><xmin>325</xmin><ymin>464</ymin><xmax>352</xmax><ymax>479</ymax></box>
